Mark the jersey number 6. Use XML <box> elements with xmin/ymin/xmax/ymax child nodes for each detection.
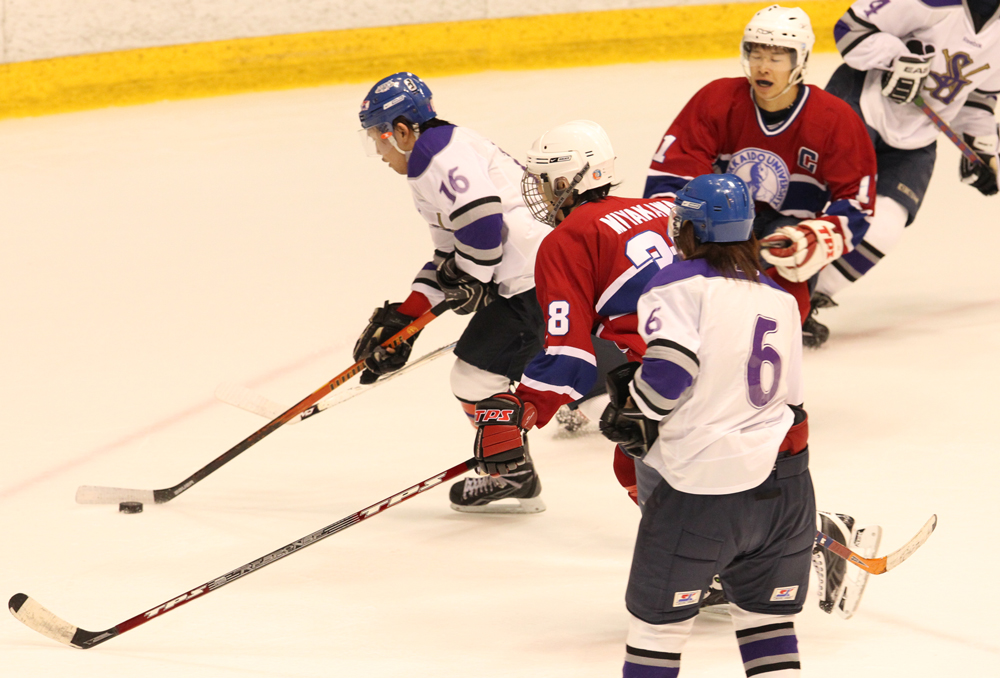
<box><xmin>746</xmin><ymin>315</ymin><xmax>783</xmax><ymax>408</ymax></box>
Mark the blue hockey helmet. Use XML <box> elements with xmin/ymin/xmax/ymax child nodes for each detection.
<box><xmin>358</xmin><ymin>73</ymin><xmax>436</xmax><ymax>156</ymax></box>
<box><xmin>672</xmin><ymin>174</ymin><xmax>755</xmax><ymax>243</ymax></box>
<box><xmin>359</xmin><ymin>72</ymin><xmax>435</xmax><ymax>133</ymax></box>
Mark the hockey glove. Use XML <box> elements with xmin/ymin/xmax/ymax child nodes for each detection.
<box><xmin>352</xmin><ymin>301</ymin><xmax>420</xmax><ymax>385</ymax></box>
<box><xmin>881</xmin><ymin>40</ymin><xmax>935</xmax><ymax>105</ymax></box>
<box><xmin>959</xmin><ymin>130</ymin><xmax>999</xmax><ymax>196</ymax></box>
<box><xmin>437</xmin><ymin>253</ymin><xmax>497</xmax><ymax>316</ymax></box>
<box><xmin>599</xmin><ymin>362</ymin><xmax>657</xmax><ymax>460</ymax></box>
<box><xmin>760</xmin><ymin>220</ymin><xmax>845</xmax><ymax>282</ymax></box>
<box><xmin>753</xmin><ymin>206</ymin><xmax>801</xmax><ymax>235</ymax></box>
<box><xmin>473</xmin><ymin>393</ymin><xmax>537</xmax><ymax>476</ymax></box>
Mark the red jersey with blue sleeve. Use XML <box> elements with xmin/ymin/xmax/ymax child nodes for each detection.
<box><xmin>514</xmin><ymin>196</ymin><xmax>676</xmax><ymax>427</ymax></box>
<box><xmin>644</xmin><ymin>77</ymin><xmax>877</xmax><ymax>254</ymax></box>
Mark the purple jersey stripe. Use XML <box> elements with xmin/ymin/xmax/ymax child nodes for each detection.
<box><xmin>640</xmin><ymin>358</ymin><xmax>694</xmax><ymax>400</ymax></box>
<box><xmin>834</xmin><ymin>18</ymin><xmax>851</xmax><ymax>41</ymax></box>
<box><xmin>643</xmin><ymin>258</ymin><xmax>788</xmax><ymax>295</ymax></box>
<box><xmin>454</xmin><ymin>215</ymin><xmax>504</xmax><ymax>251</ymax></box>
<box><xmin>407</xmin><ymin>126</ymin><xmax>456</xmax><ymax>179</ymax></box>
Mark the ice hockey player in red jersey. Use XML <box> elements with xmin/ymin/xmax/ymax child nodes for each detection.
<box><xmin>469</xmin><ymin>123</ymin><xmax>880</xmax><ymax>620</ymax></box>
<box><xmin>515</xmin><ymin>121</ymin><xmax>678</xmax><ymax>432</ymax></box>
<box><xmin>644</xmin><ymin>5</ymin><xmax>878</xmax><ymax>347</ymax></box>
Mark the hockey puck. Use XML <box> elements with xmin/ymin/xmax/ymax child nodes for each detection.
<box><xmin>119</xmin><ymin>501</ymin><xmax>143</xmax><ymax>514</ymax></box>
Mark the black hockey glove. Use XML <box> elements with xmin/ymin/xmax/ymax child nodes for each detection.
<box><xmin>437</xmin><ymin>253</ymin><xmax>497</xmax><ymax>316</ymax></box>
<box><xmin>599</xmin><ymin>362</ymin><xmax>658</xmax><ymax>460</ymax></box>
<box><xmin>352</xmin><ymin>301</ymin><xmax>420</xmax><ymax>385</ymax></box>
<box><xmin>881</xmin><ymin>40</ymin><xmax>935</xmax><ymax>105</ymax></box>
<box><xmin>473</xmin><ymin>393</ymin><xmax>537</xmax><ymax>476</ymax></box>
<box><xmin>959</xmin><ymin>131</ymin><xmax>999</xmax><ymax>197</ymax></box>
<box><xmin>752</xmin><ymin>206</ymin><xmax>801</xmax><ymax>238</ymax></box>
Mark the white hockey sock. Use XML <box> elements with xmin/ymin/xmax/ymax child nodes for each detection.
<box><xmin>730</xmin><ymin>605</ymin><xmax>801</xmax><ymax>676</ymax></box>
<box><xmin>450</xmin><ymin>357</ymin><xmax>512</xmax><ymax>422</ymax></box>
<box><xmin>623</xmin><ymin>613</ymin><xmax>694</xmax><ymax>678</ymax></box>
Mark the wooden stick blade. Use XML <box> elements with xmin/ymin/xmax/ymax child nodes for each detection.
<box><xmin>9</xmin><ymin>594</ymin><xmax>80</xmax><ymax>648</ymax></box>
<box><xmin>884</xmin><ymin>514</ymin><xmax>937</xmax><ymax>572</ymax></box>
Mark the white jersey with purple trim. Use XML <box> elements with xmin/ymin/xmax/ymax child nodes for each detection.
<box><xmin>406</xmin><ymin>125</ymin><xmax>550</xmax><ymax>300</ymax></box>
<box><xmin>632</xmin><ymin>259</ymin><xmax>804</xmax><ymax>495</ymax></box>
<box><xmin>835</xmin><ymin>0</ymin><xmax>1000</xmax><ymax>149</ymax></box>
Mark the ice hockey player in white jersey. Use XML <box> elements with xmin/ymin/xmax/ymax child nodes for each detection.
<box><xmin>601</xmin><ymin>173</ymin><xmax>817</xmax><ymax>676</ymax></box>
<box><xmin>356</xmin><ymin>72</ymin><xmax>550</xmax><ymax>514</ymax></box>
<box><xmin>815</xmin><ymin>0</ymin><xmax>1000</xmax><ymax>323</ymax></box>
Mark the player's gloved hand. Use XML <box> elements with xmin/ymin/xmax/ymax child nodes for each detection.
<box><xmin>352</xmin><ymin>301</ymin><xmax>420</xmax><ymax>385</ymax></box>
<box><xmin>473</xmin><ymin>393</ymin><xmax>537</xmax><ymax>475</ymax></box>
<box><xmin>881</xmin><ymin>40</ymin><xmax>935</xmax><ymax>104</ymax></box>
<box><xmin>959</xmin><ymin>130</ymin><xmax>999</xmax><ymax>196</ymax></box>
<box><xmin>760</xmin><ymin>220</ymin><xmax>845</xmax><ymax>282</ymax></box>
<box><xmin>437</xmin><ymin>253</ymin><xmax>497</xmax><ymax>315</ymax></box>
<box><xmin>753</xmin><ymin>206</ymin><xmax>801</xmax><ymax>235</ymax></box>
<box><xmin>599</xmin><ymin>363</ymin><xmax>656</xmax><ymax>460</ymax></box>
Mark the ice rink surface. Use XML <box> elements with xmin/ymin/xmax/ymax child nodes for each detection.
<box><xmin>1</xmin><ymin>53</ymin><xmax>998</xmax><ymax>676</ymax></box>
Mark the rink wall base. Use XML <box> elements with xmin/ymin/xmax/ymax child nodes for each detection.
<box><xmin>0</xmin><ymin>1</ymin><xmax>845</xmax><ymax>120</ymax></box>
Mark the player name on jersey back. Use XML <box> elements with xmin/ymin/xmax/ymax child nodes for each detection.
<box><xmin>599</xmin><ymin>200</ymin><xmax>675</xmax><ymax>234</ymax></box>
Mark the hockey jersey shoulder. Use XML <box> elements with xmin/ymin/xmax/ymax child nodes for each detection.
<box><xmin>803</xmin><ymin>84</ymin><xmax>864</xmax><ymax>119</ymax></box>
<box><xmin>915</xmin><ymin>0</ymin><xmax>962</xmax><ymax>8</ymax></box>
<box><xmin>407</xmin><ymin>125</ymin><xmax>457</xmax><ymax>179</ymax></box>
<box><xmin>643</xmin><ymin>259</ymin><xmax>788</xmax><ymax>294</ymax></box>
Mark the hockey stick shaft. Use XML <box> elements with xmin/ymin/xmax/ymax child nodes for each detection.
<box><xmin>913</xmin><ymin>95</ymin><xmax>982</xmax><ymax>166</ymax></box>
<box><xmin>216</xmin><ymin>341</ymin><xmax>458</xmax><ymax>424</ymax></box>
<box><xmin>13</xmin><ymin>457</ymin><xmax>476</xmax><ymax>649</ymax></box>
<box><xmin>76</xmin><ymin>302</ymin><xmax>451</xmax><ymax>505</ymax></box>
<box><xmin>814</xmin><ymin>514</ymin><xmax>937</xmax><ymax>575</ymax></box>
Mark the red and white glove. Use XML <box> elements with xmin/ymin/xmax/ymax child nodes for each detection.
<box><xmin>761</xmin><ymin>220</ymin><xmax>845</xmax><ymax>282</ymax></box>
<box><xmin>473</xmin><ymin>394</ymin><xmax>538</xmax><ymax>476</ymax></box>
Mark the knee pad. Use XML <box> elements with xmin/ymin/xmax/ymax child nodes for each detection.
<box><xmin>450</xmin><ymin>358</ymin><xmax>512</xmax><ymax>404</ymax></box>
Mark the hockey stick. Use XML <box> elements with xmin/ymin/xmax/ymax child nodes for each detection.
<box><xmin>215</xmin><ymin>341</ymin><xmax>458</xmax><ymax>424</ymax></box>
<box><xmin>913</xmin><ymin>95</ymin><xmax>983</xmax><ymax>166</ymax></box>
<box><xmin>75</xmin><ymin>302</ymin><xmax>451</xmax><ymax>506</ymax></box>
<box><xmin>12</xmin><ymin>457</ymin><xmax>476</xmax><ymax>649</ymax></box>
<box><xmin>815</xmin><ymin>514</ymin><xmax>936</xmax><ymax>575</ymax></box>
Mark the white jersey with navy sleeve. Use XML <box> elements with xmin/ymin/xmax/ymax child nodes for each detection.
<box><xmin>835</xmin><ymin>0</ymin><xmax>1000</xmax><ymax>149</ymax></box>
<box><xmin>406</xmin><ymin>125</ymin><xmax>549</xmax><ymax>300</ymax></box>
<box><xmin>631</xmin><ymin>259</ymin><xmax>804</xmax><ymax>495</ymax></box>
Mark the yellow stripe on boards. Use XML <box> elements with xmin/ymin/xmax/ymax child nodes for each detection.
<box><xmin>0</xmin><ymin>1</ymin><xmax>846</xmax><ymax>120</ymax></box>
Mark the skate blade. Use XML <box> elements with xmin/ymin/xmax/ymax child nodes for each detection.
<box><xmin>698</xmin><ymin>604</ymin><xmax>731</xmax><ymax>618</ymax></box>
<box><xmin>835</xmin><ymin>524</ymin><xmax>883</xmax><ymax>620</ymax></box>
<box><xmin>449</xmin><ymin>496</ymin><xmax>546</xmax><ymax>514</ymax></box>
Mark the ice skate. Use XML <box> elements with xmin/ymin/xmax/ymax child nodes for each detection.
<box><xmin>699</xmin><ymin>574</ymin><xmax>730</xmax><ymax>616</ymax></box>
<box><xmin>802</xmin><ymin>292</ymin><xmax>836</xmax><ymax>349</ymax></box>
<box><xmin>813</xmin><ymin>511</ymin><xmax>882</xmax><ymax>619</ymax></box>
<box><xmin>555</xmin><ymin>404</ymin><xmax>590</xmax><ymax>433</ymax></box>
<box><xmin>449</xmin><ymin>458</ymin><xmax>545</xmax><ymax>514</ymax></box>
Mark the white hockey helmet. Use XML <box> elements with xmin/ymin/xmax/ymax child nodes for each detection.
<box><xmin>741</xmin><ymin>5</ymin><xmax>815</xmax><ymax>90</ymax></box>
<box><xmin>521</xmin><ymin>120</ymin><xmax>616</xmax><ymax>226</ymax></box>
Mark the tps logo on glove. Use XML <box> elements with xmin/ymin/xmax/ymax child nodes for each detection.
<box><xmin>475</xmin><ymin>409</ymin><xmax>513</xmax><ymax>423</ymax></box>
